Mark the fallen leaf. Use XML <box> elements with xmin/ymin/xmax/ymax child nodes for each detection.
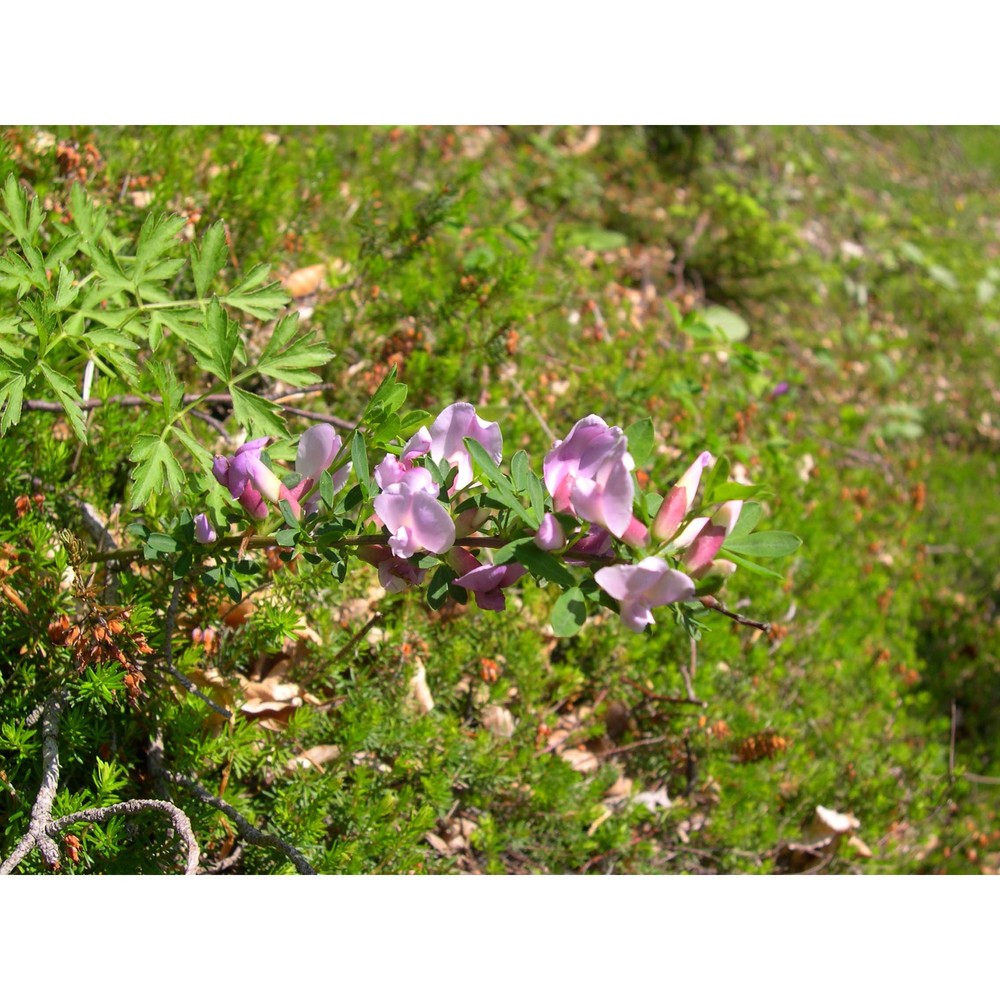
<box><xmin>482</xmin><ymin>705</ymin><xmax>516</xmax><ymax>739</ymax></box>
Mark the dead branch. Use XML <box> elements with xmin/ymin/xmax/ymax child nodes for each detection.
<box><xmin>167</xmin><ymin>772</ymin><xmax>316</xmax><ymax>875</ymax></box>
<box><xmin>0</xmin><ymin>691</ymin><xmax>66</xmax><ymax>874</ymax></box>
<box><xmin>46</xmin><ymin>801</ymin><xmax>200</xmax><ymax>875</ymax></box>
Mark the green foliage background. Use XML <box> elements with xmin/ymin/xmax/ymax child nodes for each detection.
<box><xmin>1</xmin><ymin>126</ymin><xmax>997</xmax><ymax>873</ymax></box>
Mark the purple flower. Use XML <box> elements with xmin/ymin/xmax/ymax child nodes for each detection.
<box><xmin>358</xmin><ymin>545</ymin><xmax>426</xmax><ymax>593</ymax></box>
<box><xmin>565</xmin><ymin>527</ymin><xmax>614</xmax><ymax>565</ymax></box>
<box><xmin>194</xmin><ymin>513</ymin><xmax>217</xmax><ymax>544</ymax></box>
<box><xmin>212</xmin><ymin>439</ymin><xmax>274</xmax><ymax>521</ymax></box>
<box><xmin>594</xmin><ymin>557</ymin><xmax>695</xmax><ymax>633</ymax></box>
<box><xmin>652</xmin><ymin>451</ymin><xmax>712</xmax><ymax>542</ymax></box>
<box><xmin>543</xmin><ymin>415</ymin><xmax>635</xmax><ymax>538</ymax></box>
<box><xmin>535</xmin><ymin>513</ymin><xmax>566</xmax><ymax>551</ymax></box>
<box><xmin>451</xmin><ymin>550</ymin><xmax>526</xmax><ymax>612</ymax></box>
<box><xmin>426</xmin><ymin>402</ymin><xmax>502</xmax><ymax>492</ymax></box>
<box><xmin>373</xmin><ymin>479</ymin><xmax>456</xmax><ymax>558</ymax></box>
<box><xmin>212</xmin><ymin>425</ymin><xmax>347</xmax><ymax>523</ymax></box>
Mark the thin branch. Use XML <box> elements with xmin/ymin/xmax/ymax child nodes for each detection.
<box><xmin>699</xmin><ymin>595</ymin><xmax>772</xmax><ymax>633</ymax></box>
<box><xmin>23</xmin><ymin>384</ymin><xmax>354</xmax><ymax>429</ymax></box>
<box><xmin>506</xmin><ymin>375</ymin><xmax>556</xmax><ymax>443</ymax></box>
<box><xmin>0</xmin><ymin>691</ymin><xmax>66</xmax><ymax>874</ymax></box>
<box><xmin>959</xmin><ymin>772</ymin><xmax>1000</xmax><ymax>786</ymax></box>
<box><xmin>162</xmin><ymin>664</ymin><xmax>233</xmax><ymax>719</ymax></box>
<box><xmin>598</xmin><ymin>734</ymin><xmax>673</xmax><ymax>757</ymax></box>
<box><xmin>46</xmin><ymin>801</ymin><xmax>200</xmax><ymax>875</ymax></box>
<box><xmin>620</xmin><ymin>676</ymin><xmax>706</xmax><ymax>708</ymax></box>
<box><xmin>167</xmin><ymin>772</ymin><xmax>316</xmax><ymax>875</ymax></box>
<box><xmin>949</xmin><ymin>700</ymin><xmax>957</xmax><ymax>782</ymax></box>
<box><xmin>677</xmin><ymin>636</ymin><xmax>700</xmax><ymax>703</ymax></box>
<box><xmin>332</xmin><ymin>612</ymin><xmax>384</xmax><ymax>664</ymax></box>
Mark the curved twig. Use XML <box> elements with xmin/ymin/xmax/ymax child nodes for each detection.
<box><xmin>46</xmin><ymin>800</ymin><xmax>200</xmax><ymax>875</ymax></box>
<box><xmin>167</xmin><ymin>771</ymin><xmax>317</xmax><ymax>875</ymax></box>
<box><xmin>0</xmin><ymin>691</ymin><xmax>66</xmax><ymax>874</ymax></box>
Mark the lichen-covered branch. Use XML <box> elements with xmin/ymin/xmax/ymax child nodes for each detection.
<box><xmin>46</xmin><ymin>800</ymin><xmax>200</xmax><ymax>875</ymax></box>
<box><xmin>0</xmin><ymin>692</ymin><xmax>66</xmax><ymax>875</ymax></box>
<box><xmin>167</xmin><ymin>771</ymin><xmax>317</xmax><ymax>875</ymax></box>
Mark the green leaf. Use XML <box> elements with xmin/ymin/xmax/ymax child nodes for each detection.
<box><xmin>625</xmin><ymin>417</ymin><xmax>654</xmax><ymax>465</ymax></box>
<box><xmin>492</xmin><ymin>537</ymin><xmax>576</xmax><ymax>589</ymax></box>
<box><xmin>133</xmin><ymin>214</ymin><xmax>187</xmax><ymax>285</ymax></box>
<box><xmin>191</xmin><ymin>220</ymin><xmax>229</xmax><ymax>299</ymax></box>
<box><xmin>527</xmin><ymin>471</ymin><xmax>546</xmax><ymax>522</ymax></box>
<box><xmin>351</xmin><ymin>433</ymin><xmax>369</xmax><ymax>490</ymax></box>
<box><xmin>144</xmin><ymin>532</ymin><xmax>178</xmax><ymax>555</ymax></box>
<box><xmin>69</xmin><ymin>183</ymin><xmax>107</xmax><ymax>247</ymax></box>
<box><xmin>256</xmin><ymin>313</ymin><xmax>333</xmax><ymax>386</ymax></box>
<box><xmin>510</xmin><ymin>450</ymin><xmax>529</xmax><ymax>492</ymax></box>
<box><xmin>230</xmin><ymin>385</ymin><xmax>287</xmax><ymax>439</ymax></box>
<box><xmin>565</xmin><ymin>228</ymin><xmax>628</xmax><ymax>251</ymax></box>
<box><xmin>702</xmin><ymin>305</ymin><xmax>750</xmax><ymax>342</ymax></box>
<box><xmin>727</xmin><ymin>501</ymin><xmax>763</xmax><ymax>539</ymax></box>
<box><xmin>201</xmin><ymin>297</ymin><xmax>241</xmax><ymax>381</ymax></box>
<box><xmin>721</xmin><ymin>531</ymin><xmax>802</xmax><ymax>559</ymax></box>
<box><xmin>465</xmin><ymin>437</ymin><xmax>537</xmax><ymax>527</ymax></box>
<box><xmin>221</xmin><ymin>262</ymin><xmax>289</xmax><ymax>320</ymax></box>
<box><xmin>38</xmin><ymin>362</ymin><xmax>87</xmax><ymax>440</ymax></box>
<box><xmin>551</xmin><ymin>587</ymin><xmax>587</xmax><ymax>637</ymax></box>
<box><xmin>715</xmin><ymin>549</ymin><xmax>784</xmax><ymax>580</ymax></box>
<box><xmin>129</xmin><ymin>434</ymin><xmax>185</xmax><ymax>509</ymax></box>
<box><xmin>0</xmin><ymin>361</ymin><xmax>28</xmax><ymax>434</ymax></box>
<box><xmin>708</xmin><ymin>481</ymin><xmax>773</xmax><ymax>503</ymax></box>
<box><xmin>427</xmin><ymin>565</ymin><xmax>456</xmax><ymax>610</ymax></box>
<box><xmin>170</xmin><ymin>423</ymin><xmax>213</xmax><ymax>471</ymax></box>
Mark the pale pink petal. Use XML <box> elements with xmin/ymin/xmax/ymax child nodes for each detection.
<box><xmin>683</xmin><ymin>524</ymin><xmax>727</xmax><ymax>573</ymax></box>
<box><xmin>296</xmin><ymin>425</ymin><xmax>342</xmax><ymax>480</ymax></box>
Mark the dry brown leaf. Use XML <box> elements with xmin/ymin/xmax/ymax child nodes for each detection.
<box><xmin>282</xmin><ymin>263</ymin><xmax>326</xmax><ymax>298</ymax></box>
<box><xmin>285</xmin><ymin>744</ymin><xmax>341</xmax><ymax>775</ymax></box>
<box><xmin>406</xmin><ymin>659</ymin><xmax>435</xmax><ymax>715</ymax></box>
<box><xmin>425</xmin><ymin>831</ymin><xmax>450</xmax><ymax>854</ymax></box>
<box><xmin>482</xmin><ymin>705</ymin><xmax>516</xmax><ymax>739</ymax></box>
<box><xmin>221</xmin><ymin>599</ymin><xmax>256</xmax><ymax>628</ymax></box>
<box><xmin>560</xmin><ymin>747</ymin><xmax>599</xmax><ymax>773</ymax></box>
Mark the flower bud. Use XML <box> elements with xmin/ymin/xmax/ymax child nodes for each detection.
<box><xmin>194</xmin><ymin>513</ymin><xmax>217</xmax><ymax>544</ymax></box>
<box><xmin>535</xmin><ymin>513</ymin><xmax>566</xmax><ymax>551</ymax></box>
<box><xmin>652</xmin><ymin>451</ymin><xmax>712</xmax><ymax>541</ymax></box>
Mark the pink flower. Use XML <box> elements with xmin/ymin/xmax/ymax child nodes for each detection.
<box><xmin>426</xmin><ymin>402</ymin><xmax>503</xmax><ymax>492</ymax></box>
<box><xmin>212</xmin><ymin>438</ymin><xmax>275</xmax><ymax>521</ymax></box>
<box><xmin>565</xmin><ymin>527</ymin><xmax>613</xmax><ymax>565</ymax></box>
<box><xmin>194</xmin><ymin>513</ymin><xmax>217</xmax><ymax>544</ymax></box>
<box><xmin>373</xmin><ymin>479</ymin><xmax>456</xmax><ymax>558</ymax></box>
<box><xmin>681</xmin><ymin>501</ymin><xmax>743</xmax><ymax>574</ymax></box>
<box><xmin>213</xmin><ymin>427</ymin><xmax>346</xmax><ymax>523</ymax></box>
<box><xmin>374</xmin><ymin>427</ymin><xmax>432</xmax><ymax>491</ymax></box>
<box><xmin>535</xmin><ymin>513</ymin><xmax>566</xmax><ymax>551</ymax></box>
<box><xmin>358</xmin><ymin>544</ymin><xmax>426</xmax><ymax>593</ymax></box>
<box><xmin>295</xmin><ymin>424</ymin><xmax>350</xmax><ymax>495</ymax></box>
<box><xmin>451</xmin><ymin>549</ymin><xmax>526</xmax><ymax>612</ymax></box>
<box><xmin>594</xmin><ymin>557</ymin><xmax>695</xmax><ymax>633</ymax></box>
<box><xmin>652</xmin><ymin>451</ymin><xmax>712</xmax><ymax>541</ymax></box>
<box><xmin>543</xmin><ymin>415</ymin><xmax>635</xmax><ymax>538</ymax></box>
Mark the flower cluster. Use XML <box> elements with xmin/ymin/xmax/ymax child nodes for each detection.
<box><xmin>203</xmin><ymin>404</ymin><xmax>756</xmax><ymax>635</ymax></box>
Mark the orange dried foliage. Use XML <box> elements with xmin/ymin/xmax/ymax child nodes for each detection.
<box><xmin>734</xmin><ymin>730</ymin><xmax>791</xmax><ymax>763</ymax></box>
